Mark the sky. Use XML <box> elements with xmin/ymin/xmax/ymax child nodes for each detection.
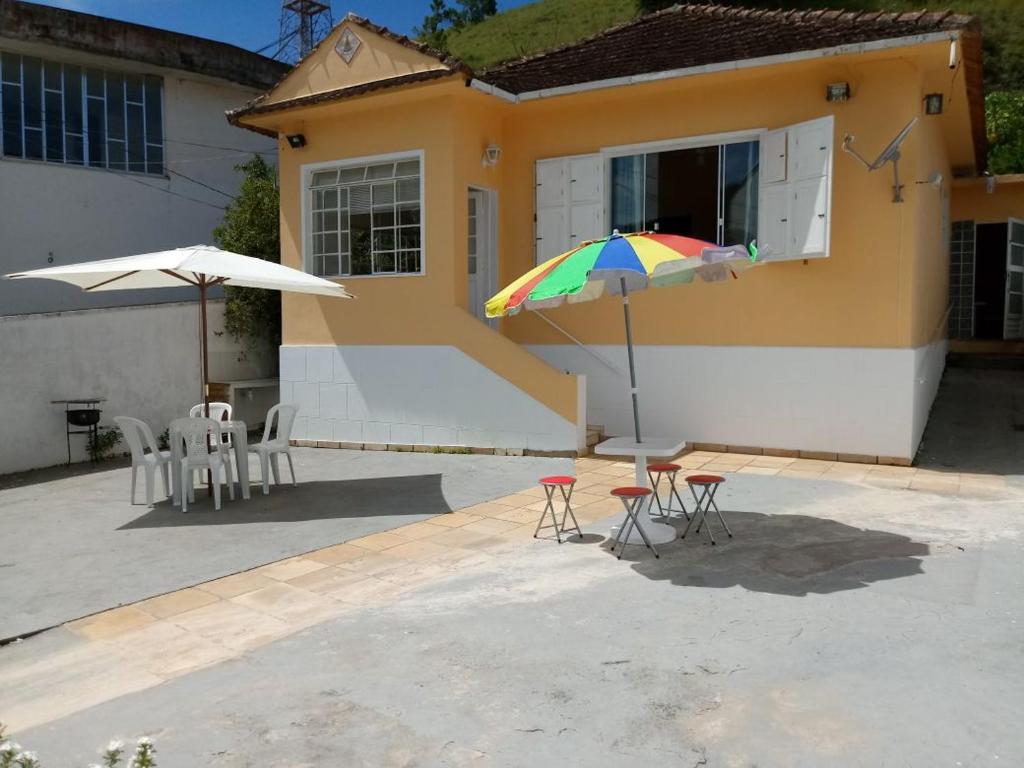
<box><xmin>30</xmin><ymin>0</ymin><xmax>534</xmax><ymax>55</ymax></box>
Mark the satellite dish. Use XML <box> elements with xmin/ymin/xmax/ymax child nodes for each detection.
<box><xmin>842</xmin><ymin>117</ymin><xmax>918</xmax><ymax>203</ymax></box>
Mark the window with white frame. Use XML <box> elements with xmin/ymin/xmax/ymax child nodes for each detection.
<box><xmin>1</xmin><ymin>51</ymin><xmax>163</xmax><ymax>175</ymax></box>
<box><xmin>609</xmin><ymin>139</ymin><xmax>759</xmax><ymax>247</ymax></box>
<box><xmin>309</xmin><ymin>156</ymin><xmax>422</xmax><ymax>277</ymax></box>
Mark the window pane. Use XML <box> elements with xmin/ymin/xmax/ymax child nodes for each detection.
<box><xmin>375</xmin><ymin>251</ymin><xmax>396</xmax><ymax>273</ymax></box>
<box><xmin>65</xmin><ymin>132</ymin><xmax>83</xmax><ymax>165</ymax></box>
<box><xmin>349</xmin><ymin>184</ymin><xmax>371</xmax><ymax>214</ymax></box>
<box><xmin>372</xmin><ymin>209</ymin><xmax>394</xmax><ymax>228</ymax></box>
<box><xmin>86</xmin><ymin>68</ymin><xmax>104</xmax><ymax>98</ymax></box>
<box><xmin>2</xmin><ymin>82</ymin><xmax>23</xmax><ymax>157</ymax></box>
<box><xmin>146</xmin><ymin>143</ymin><xmax>163</xmax><ymax>175</ymax></box>
<box><xmin>22</xmin><ymin>57</ymin><xmax>42</xmax><ymax>131</ymax></box>
<box><xmin>24</xmin><ymin>128</ymin><xmax>43</xmax><ymax>161</ymax></box>
<box><xmin>144</xmin><ymin>75</ymin><xmax>161</xmax><ymax>144</ymax></box>
<box><xmin>645</xmin><ymin>146</ymin><xmax>719</xmax><ymax>241</ymax></box>
<box><xmin>1011</xmin><ymin>271</ymin><xmax>1023</xmax><ymax>292</ymax></box>
<box><xmin>367</xmin><ymin>162</ymin><xmax>394</xmax><ymax>179</ymax></box>
<box><xmin>395</xmin><ymin>159</ymin><xmax>419</xmax><ymax>177</ymax></box>
<box><xmin>399</xmin><ymin>225</ymin><xmax>421</xmax><ymax>250</ymax></box>
<box><xmin>87</xmin><ymin>96</ymin><xmax>106</xmax><ymax>166</ymax></box>
<box><xmin>723</xmin><ymin>140</ymin><xmax>760</xmax><ymax>247</ymax></box>
<box><xmin>350</xmin><ymin>213</ymin><xmax>372</xmax><ymax>275</ymax></box>
<box><xmin>611</xmin><ymin>155</ymin><xmax>644</xmax><ymax>233</ymax></box>
<box><xmin>372</xmin><ymin>228</ymin><xmax>395</xmax><ymax>252</ymax></box>
<box><xmin>398</xmin><ymin>250</ymin><xmax>421</xmax><ymax>273</ymax></box>
<box><xmin>126</xmin><ymin>102</ymin><xmax>144</xmax><ymax>172</ymax></box>
<box><xmin>124</xmin><ymin>74</ymin><xmax>143</xmax><ymax>103</ymax></box>
<box><xmin>107</xmin><ymin>139</ymin><xmax>126</xmax><ymax>171</ymax></box>
<box><xmin>1012</xmin><ymin>244</ymin><xmax>1024</xmax><ymax>268</ymax></box>
<box><xmin>44</xmin><ymin>60</ymin><xmax>61</xmax><ymax>90</ymax></box>
<box><xmin>323</xmin><ymin>254</ymin><xmax>340</xmax><ymax>277</ymax></box>
<box><xmin>372</xmin><ymin>181</ymin><xmax>395</xmax><ymax>207</ymax></box>
<box><xmin>322</xmin><ymin>209</ymin><xmax>339</xmax><ymax>231</ymax></box>
<box><xmin>396</xmin><ymin>178</ymin><xmax>418</xmax><ymax>202</ymax></box>
<box><xmin>311</xmin><ymin>170</ymin><xmax>337</xmax><ymax>188</ymax></box>
<box><xmin>63</xmin><ymin>65</ymin><xmax>82</xmax><ymax>135</ymax></box>
<box><xmin>339</xmin><ymin>166</ymin><xmax>364</xmax><ymax>183</ymax></box>
<box><xmin>1</xmin><ymin>52</ymin><xmax>20</xmax><ymax>84</ymax></box>
<box><xmin>1012</xmin><ymin>222</ymin><xmax>1024</xmax><ymax>244</ymax></box>
<box><xmin>105</xmin><ymin>73</ymin><xmax>124</xmax><ymax>140</ymax></box>
<box><xmin>1011</xmin><ymin>294</ymin><xmax>1023</xmax><ymax>315</ymax></box>
<box><xmin>44</xmin><ymin>89</ymin><xmax>63</xmax><ymax>162</ymax></box>
<box><xmin>398</xmin><ymin>204</ymin><xmax>420</xmax><ymax>225</ymax></box>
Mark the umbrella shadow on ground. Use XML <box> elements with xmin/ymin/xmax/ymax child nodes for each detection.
<box><xmin>620</xmin><ymin>510</ymin><xmax>929</xmax><ymax>597</ymax></box>
<box><xmin>118</xmin><ymin>474</ymin><xmax>451</xmax><ymax>529</ymax></box>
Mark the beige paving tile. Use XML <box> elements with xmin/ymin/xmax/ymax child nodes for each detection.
<box><xmin>67</xmin><ymin>605</ymin><xmax>156</xmax><ymax>641</ymax></box>
<box><xmin>385</xmin><ymin>539</ymin><xmax>456</xmax><ymax>560</ymax></box>
<box><xmin>515</xmin><ymin>486</ymin><xmax>549</xmax><ymax>499</ymax></box>
<box><xmin>460</xmin><ymin>517</ymin><xmax>522</xmax><ymax>535</ymax></box>
<box><xmin>336</xmin><ymin>552</ymin><xmax>407</xmax><ymax>577</ymax></box>
<box><xmin>491</xmin><ymin>492</ymin><xmax>541</xmax><ymax>508</ymax></box>
<box><xmin>424</xmin><ymin>511</ymin><xmax>483</xmax><ymax>528</ymax></box>
<box><xmin>737</xmin><ymin>466</ymin><xmax>781</xmax><ymax>476</ymax></box>
<box><xmin>822</xmin><ymin>466</ymin><xmax>870</xmax><ymax>483</ymax></box>
<box><xmin>909</xmin><ymin>478</ymin><xmax>960</xmax><ymax>495</ymax></box>
<box><xmin>197</xmin><ymin>569</ymin><xmax>279</xmax><ymax>598</ymax></box>
<box><xmin>390</xmin><ymin>519</ymin><xmax>458</xmax><ymax>539</ymax></box>
<box><xmin>498</xmin><ymin>522</ymin><xmax>544</xmax><ymax>540</ymax></box>
<box><xmin>459</xmin><ymin>501</ymin><xmax>517</xmax><ymax>518</ymax></box>
<box><xmin>330</xmin><ymin>575</ymin><xmax>407</xmax><ymax>606</ymax></box>
<box><xmin>778</xmin><ymin>469</ymin><xmax>830</xmax><ymax>480</ymax></box>
<box><xmin>304</xmin><ymin>542</ymin><xmax>367</xmax><ymax>565</ymax></box>
<box><xmin>492</xmin><ymin>506</ymin><xmax>542</xmax><ymax>524</ymax></box>
<box><xmin>348</xmin><ymin>531</ymin><xmax>409</xmax><ymax>551</ymax></box>
<box><xmin>787</xmin><ymin>459</ymin><xmax>834</xmax><ymax>472</ymax></box>
<box><xmin>255</xmin><ymin>556</ymin><xmax>329</xmax><ymax>582</ymax></box>
<box><xmin>169</xmin><ymin>600</ymin><xmax>291</xmax><ymax>651</ymax></box>
<box><xmin>863</xmin><ymin>471</ymin><xmax>913</xmax><ymax>490</ymax></box>
<box><xmin>136</xmin><ymin>588</ymin><xmax>221</xmax><ymax>620</ymax></box>
<box><xmin>107</xmin><ymin>620</ymin><xmax>234</xmax><ymax>677</ymax></box>
<box><xmin>231</xmin><ymin>582</ymin><xmax>345</xmax><ymax>626</ymax></box>
<box><xmin>747</xmin><ymin>455</ymin><xmax>797</xmax><ymax>468</ymax></box>
<box><xmin>286</xmin><ymin>565</ymin><xmax>374</xmax><ymax>596</ymax></box>
<box><xmin>425</xmin><ymin>526</ymin><xmax>501</xmax><ymax>549</ymax></box>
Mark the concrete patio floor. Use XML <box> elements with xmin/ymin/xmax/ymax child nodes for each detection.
<box><xmin>0</xmin><ymin>447</ymin><xmax>571</xmax><ymax>640</ymax></box>
<box><xmin>3</xmin><ymin>448</ymin><xmax>1023</xmax><ymax>766</ymax></box>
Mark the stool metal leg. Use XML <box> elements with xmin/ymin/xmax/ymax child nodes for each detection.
<box><xmin>558</xmin><ymin>483</ymin><xmax>583</xmax><ymax>539</ymax></box>
<box><xmin>647</xmin><ymin>470</ymin><xmax>666</xmax><ymax>519</ymax></box>
<box><xmin>666</xmin><ymin>472</ymin><xmax>690</xmax><ymax>521</ymax></box>
<box><xmin>704</xmin><ymin>484</ymin><xmax>732</xmax><ymax>538</ymax></box>
<box><xmin>534</xmin><ymin>485</ymin><xmax>564</xmax><ymax>543</ymax></box>
<box><xmin>683</xmin><ymin>484</ymin><xmax>716</xmax><ymax>544</ymax></box>
<box><xmin>614</xmin><ymin>497</ymin><xmax>659</xmax><ymax>559</ymax></box>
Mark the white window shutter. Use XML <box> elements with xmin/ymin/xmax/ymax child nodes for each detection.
<box><xmin>536</xmin><ymin>207</ymin><xmax>567</xmax><ymax>265</ymax></box>
<box><xmin>536</xmin><ymin>158</ymin><xmax>567</xmax><ymax>264</ymax></box>
<box><xmin>536</xmin><ymin>159</ymin><xmax>565</xmax><ymax>209</ymax></box>
<box><xmin>763</xmin><ymin>128</ymin><xmax>788</xmax><ymax>184</ymax></box>
<box><xmin>568</xmin><ymin>154</ymin><xmax>604</xmax><ymax>247</ymax></box>
<box><xmin>757</xmin><ymin>115</ymin><xmax>833</xmax><ymax>261</ymax></box>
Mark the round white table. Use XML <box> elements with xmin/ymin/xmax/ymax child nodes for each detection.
<box><xmin>170</xmin><ymin>419</ymin><xmax>251</xmax><ymax>508</ymax></box>
<box><xmin>594</xmin><ymin>436</ymin><xmax>687</xmax><ymax>545</ymax></box>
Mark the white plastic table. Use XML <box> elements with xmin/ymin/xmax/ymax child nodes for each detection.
<box><xmin>170</xmin><ymin>419</ymin><xmax>251</xmax><ymax>508</ymax></box>
<box><xmin>594</xmin><ymin>436</ymin><xmax>687</xmax><ymax>545</ymax></box>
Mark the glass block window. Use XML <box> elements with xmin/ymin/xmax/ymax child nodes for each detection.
<box><xmin>309</xmin><ymin>156</ymin><xmax>422</xmax><ymax>277</ymax></box>
<box><xmin>948</xmin><ymin>220</ymin><xmax>976</xmax><ymax>340</ymax></box>
<box><xmin>0</xmin><ymin>51</ymin><xmax>163</xmax><ymax>175</ymax></box>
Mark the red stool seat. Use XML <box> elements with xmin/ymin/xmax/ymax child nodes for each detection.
<box><xmin>540</xmin><ymin>475</ymin><xmax>576</xmax><ymax>486</ymax></box>
<box><xmin>686</xmin><ymin>474</ymin><xmax>725</xmax><ymax>485</ymax></box>
<box><xmin>611</xmin><ymin>486</ymin><xmax>652</xmax><ymax>498</ymax></box>
<box><xmin>647</xmin><ymin>462</ymin><xmax>681</xmax><ymax>473</ymax></box>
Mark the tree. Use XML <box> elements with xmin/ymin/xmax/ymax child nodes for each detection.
<box><xmin>415</xmin><ymin>0</ymin><xmax>498</xmax><ymax>51</ymax></box>
<box><xmin>986</xmin><ymin>91</ymin><xmax>1024</xmax><ymax>175</ymax></box>
<box><xmin>213</xmin><ymin>154</ymin><xmax>281</xmax><ymax>346</ymax></box>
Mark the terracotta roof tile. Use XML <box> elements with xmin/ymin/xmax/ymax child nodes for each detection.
<box><xmin>479</xmin><ymin>3</ymin><xmax>977</xmax><ymax>95</ymax></box>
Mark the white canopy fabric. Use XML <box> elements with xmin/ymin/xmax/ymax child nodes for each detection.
<box><xmin>5</xmin><ymin>245</ymin><xmax>353</xmax><ymax>298</ymax></box>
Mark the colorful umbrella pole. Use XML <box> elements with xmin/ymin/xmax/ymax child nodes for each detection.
<box><xmin>620</xmin><ymin>277</ymin><xmax>642</xmax><ymax>442</ymax></box>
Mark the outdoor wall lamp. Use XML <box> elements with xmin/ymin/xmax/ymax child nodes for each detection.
<box><xmin>924</xmin><ymin>94</ymin><xmax>944</xmax><ymax>115</ymax></box>
<box><xmin>285</xmin><ymin>133</ymin><xmax>307</xmax><ymax>149</ymax></box>
<box><xmin>482</xmin><ymin>143</ymin><xmax>502</xmax><ymax>167</ymax></box>
<box><xmin>825</xmin><ymin>82</ymin><xmax>851</xmax><ymax>102</ymax></box>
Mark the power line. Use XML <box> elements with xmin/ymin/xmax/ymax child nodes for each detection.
<box><xmin>167</xmin><ymin>168</ymin><xmax>236</xmax><ymax>199</ymax></box>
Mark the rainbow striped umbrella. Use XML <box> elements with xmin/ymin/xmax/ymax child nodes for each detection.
<box><xmin>485</xmin><ymin>231</ymin><xmax>757</xmax><ymax>442</ymax></box>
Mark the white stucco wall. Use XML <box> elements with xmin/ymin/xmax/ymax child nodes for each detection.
<box><xmin>0</xmin><ymin>41</ymin><xmax>276</xmax><ymax>315</ymax></box>
<box><xmin>527</xmin><ymin>343</ymin><xmax>947</xmax><ymax>460</ymax></box>
<box><xmin>279</xmin><ymin>345</ymin><xmax>581</xmax><ymax>452</ymax></box>
<box><xmin>0</xmin><ymin>299</ymin><xmax>274</xmax><ymax>474</ymax></box>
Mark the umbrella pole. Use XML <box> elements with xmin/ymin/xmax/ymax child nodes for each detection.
<box><xmin>199</xmin><ymin>278</ymin><xmax>213</xmax><ymax>496</ymax></box>
<box><xmin>620</xmin><ymin>277</ymin><xmax>642</xmax><ymax>444</ymax></box>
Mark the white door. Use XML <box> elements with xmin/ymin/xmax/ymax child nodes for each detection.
<box><xmin>1004</xmin><ymin>218</ymin><xmax>1024</xmax><ymax>339</ymax></box>
<box><xmin>468</xmin><ymin>189</ymin><xmax>494</xmax><ymax>324</ymax></box>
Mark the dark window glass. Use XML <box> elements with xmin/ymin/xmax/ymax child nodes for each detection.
<box><xmin>124</xmin><ymin>74</ymin><xmax>143</xmax><ymax>103</ymax></box>
<box><xmin>63</xmin><ymin>65</ymin><xmax>82</xmax><ymax>135</ymax></box>
<box><xmin>722</xmin><ymin>140</ymin><xmax>760</xmax><ymax>247</ymax></box>
<box><xmin>105</xmin><ymin>73</ymin><xmax>124</xmax><ymax>139</ymax></box>
<box><xmin>144</xmin><ymin>75</ymin><xmax>161</xmax><ymax>144</ymax></box>
<box><xmin>65</xmin><ymin>132</ymin><xmax>83</xmax><ymax>165</ymax></box>
<box><xmin>44</xmin><ymin>89</ymin><xmax>63</xmax><ymax>162</ymax></box>
<box><xmin>0</xmin><ymin>52</ymin><xmax>20</xmax><ymax>84</ymax></box>
<box><xmin>145</xmin><ymin>143</ymin><xmax>163</xmax><ymax>176</ymax></box>
<box><xmin>2</xmin><ymin>82</ymin><xmax>22</xmax><ymax>157</ymax></box>
<box><xmin>22</xmin><ymin>57</ymin><xmax>42</xmax><ymax>130</ymax></box>
<box><xmin>126</xmin><ymin>102</ymin><xmax>144</xmax><ymax>172</ymax></box>
<box><xmin>86</xmin><ymin>68</ymin><xmax>104</xmax><ymax>98</ymax></box>
<box><xmin>24</xmin><ymin>128</ymin><xmax>43</xmax><ymax>160</ymax></box>
<box><xmin>43</xmin><ymin>60</ymin><xmax>61</xmax><ymax>90</ymax></box>
<box><xmin>87</xmin><ymin>97</ymin><xmax>105</xmax><ymax>166</ymax></box>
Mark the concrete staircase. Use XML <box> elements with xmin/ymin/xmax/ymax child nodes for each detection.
<box><xmin>582</xmin><ymin>424</ymin><xmax>605</xmax><ymax>456</ymax></box>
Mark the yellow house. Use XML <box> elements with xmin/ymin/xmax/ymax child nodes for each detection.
<box><xmin>228</xmin><ymin>5</ymin><xmax>1004</xmax><ymax>463</ymax></box>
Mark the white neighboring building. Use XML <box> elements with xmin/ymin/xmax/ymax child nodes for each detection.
<box><xmin>0</xmin><ymin>1</ymin><xmax>288</xmax><ymax>473</ymax></box>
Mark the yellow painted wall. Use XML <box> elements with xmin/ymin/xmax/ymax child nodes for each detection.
<box><xmin>241</xmin><ymin>37</ymin><xmax>978</xmax><ymax>413</ymax></box>
<box><xmin>271</xmin><ymin>81</ymin><xmax>579</xmax><ymax>424</ymax></box>
<box><xmin>264</xmin><ymin>21</ymin><xmax>449</xmax><ymax>106</ymax></box>
<box><xmin>952</xmin><ymin>177</ymin><xmax>1024</xmax><ymax>224</ymax></box>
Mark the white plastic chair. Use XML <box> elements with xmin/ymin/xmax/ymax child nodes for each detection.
<box><xmin>114</xmin><ymin>416</ymin><xmax>171</xmax><ymax>505</ymax></box>
<box><xmin>172</xmin><ymin>417</ymin><xmax>235</xmax><ymax>512</ymax></box>
<box><xmin>189</xmin><ymin>402</ymin><xmax>233</xmax><ymax>447</ymax></box>
<box><xmin>248</xmin><ymin>404</ymin><xmax>299</xmax><ymax>495</ymax></box>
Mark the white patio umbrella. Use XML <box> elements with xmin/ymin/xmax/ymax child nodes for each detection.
<box><xmin>6</xmin><ymin>245</ymin><xmax>352</xmax><ymax>414</ymax></box>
